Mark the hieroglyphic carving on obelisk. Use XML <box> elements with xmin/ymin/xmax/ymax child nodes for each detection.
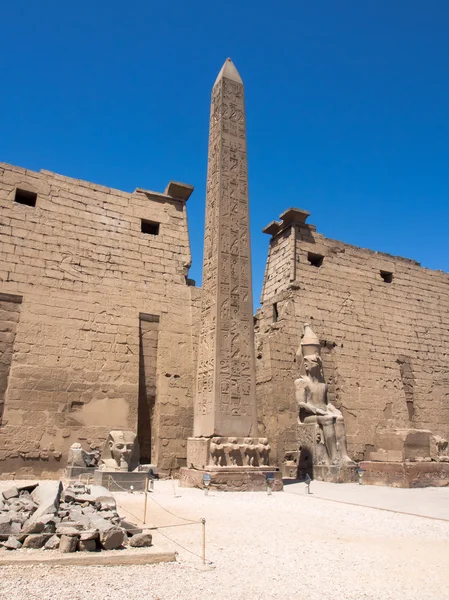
<box><xmin>194</xmin><ymin>58</ymin><xmax>257</xmax><ymax>438</ymax></box>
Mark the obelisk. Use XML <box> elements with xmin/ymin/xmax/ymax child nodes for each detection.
<box><xmin>194</xmin><ymin>58</ymin><xmax>257</xmax><ymax>439</ymax></box>
<box><xmin>182</xmin><ymin>59</ymin><xmax>282</xmax><ymax>490</ymax></box>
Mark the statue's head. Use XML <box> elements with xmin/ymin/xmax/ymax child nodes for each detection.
<box><xmin>243</xmin><ymin>437</ymin><xmax>253</xmax><ymax>445</ymax></box>
<box><xmin>104</xmin><ymin>430</ymin><xmax>137</xmax><ymax>471</ymax></box>
<box><xmin>259</xmin><ymin>438</ymin><xmax>268</xmax><ymax>445</ymax></box>
<box><xmin>211</xmin><ymin>437</ymin><xmax>221</xmax><ymax>444</ymax></box>
<box><xmin>303</xmin><ymin>353</ymin><xmax>323</xmax><ymax>377</ymax></box>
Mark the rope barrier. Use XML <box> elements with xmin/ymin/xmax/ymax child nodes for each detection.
<box><xmin>146</xmin><ymin>492</ymin><xmax>199</xmax><ymax>524</ymax></box>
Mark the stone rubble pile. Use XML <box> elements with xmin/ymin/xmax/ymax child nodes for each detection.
<box><xmin>0</xmin><ymin>481</ymin><xmax>152</xmax><ymax>552</ymax></box>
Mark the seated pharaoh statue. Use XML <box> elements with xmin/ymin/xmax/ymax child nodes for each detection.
<box><xmin>98</xmin><ymin>430</ymin><xmax>140</xmax><ymax>472</ymax></box>
<box><xmin>295</xmin><ymin>324</ymin><xmax>354</xmax><ymax>467</ymax></box>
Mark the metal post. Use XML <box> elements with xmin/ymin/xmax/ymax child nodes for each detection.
<box><xmin>143</xmin><ymin>476</ymin><xmax>149</xmax><ymax>524</ymax></box>
<box><xmin>201</xmin><ymin>518</ymin><xmax>206</xmax><ymax>565</ymax></box>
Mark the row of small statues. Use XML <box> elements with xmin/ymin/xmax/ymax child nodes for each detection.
<box><xmin>210</xmin><ymin>437</ymin><xmax>270</xmax><ymax>467</ymax></box>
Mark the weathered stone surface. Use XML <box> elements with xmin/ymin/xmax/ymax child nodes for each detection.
<box><xmin>0</xmin><ymin>516</ymin><xmax>21</xmax><ymax>540</ymax></box>
<box><xmin>360</xmin><ymin>461</ymin><xmax>449</xmax><ymax>488</ymax></box>
<box><xmin>31</xmin><ymin>481</ymin><xmax>63</xmax><ymax>518</ymax></box>
<box><xmin>87</xmin><ymin>486</ymin><xmax>116</xmax><ymax>510</ymax></box>
<box><xmin>2</xmin><ymin>487</ymin><xmax>18</xmax><ymax>501</ymax></box>
<box><xmin>77</xmin><ymin>539</ymin><xmax>97</xmax><ymax>552</ymax></box>
<box><xmin>192</xmin><ymin>58</ymin><xmax>257</xmax><ymax>442</ymax></box>
<box><xmin>44</xmin><ymin>534</ymin><xmax>60</xmax><ymax>550</ymax></box>
<box><xmin>0</xmin><ymin>161</ymin><xmax>196</xmax><ymax>478</ymax></box>
<box><xmin>120</xmin><ymin>520</ymin><xmax>142</xmax><ymax>536</ymax></box>
<box><xmin>59</xmin><ymin>535</ymin><xmax>78</xmax><ymax>553</ymax></box>
<box><xmin>2</xmin><ymin>536</ymin><xmax>22</xmax><ymax>549</ymax></box>
<box><xmin>129</xmin><ymin>532</ymin><xmax>153</xmax><ymax>547</ymax></box>
<box><xmin>56</xmin><ymin>522</ymin><xmax>85</xmax><ymax>535</ymax></box>
<box><xmin>180</xmin><ymin>467</ymin><xmax>283</xmax><ymax>491</ymax></box>
<box><xmin>99</xmin><ymin>527</ymin><xmax>125</xmax><ymax>550</ymax></box>
<box><xmin>23</xmin><ymin>534</ymin><xmax>47</xmax><ymax>549</ymax></box>
<box><xmin>88</xmin><ymin>514</ymin><xmax>113</xmax><ymax>532</ymax></box>
<box><xmin>256</xmin><ymin>207</ymin><xmax>449</xmax><ymax>467</ymax></box>
<box><xmin>21</xmin><ymin>519</ymin><xmax>45</xmax><ymax>535</ymax></box>
<box><xmin>79</xmin><ymin>530</ymin><xmax>99</xmax><ymax>541</ymax></box>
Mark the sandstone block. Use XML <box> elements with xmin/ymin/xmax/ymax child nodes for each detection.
<box><xmin>78</xmin><ymin>539</ymin><xmax>97</xmax><ymax>552</ymax></box>
<box><xmin>44</xmin><ymin>535</ymin><xmax>60</xmax><ymax>550</ymax></box>
<box><xmin>59</xmin><ymin>534</ymin><xmax>78</xmax><ymax>553</ymax></box>
<box><xmin>31</xmin><ymin>481</ymin><xmax>63</xmax><ymax>519</ymax></box>
<box><xmin>2</xmin><ymin>486</ymin><xmax>19</xmax><ymax>501</ymax></box>
<box><xmin>23</xmin><ymin>534</ymin><xmax>47</xmax><ymax>549</ymax></box>
<box><xmin>129</xmin><ymin>532</ymin><xmax>153</xmax><ymax>547</ymax></box>
<box><xmin>99</xmin><ymin>526</ymin><xmax>125</xmax><ymax>550</ymax></box>
<box><xmin>2</xmin><ymin>536</ymin><xmax>22</xmax><ymax>549</ymax></box>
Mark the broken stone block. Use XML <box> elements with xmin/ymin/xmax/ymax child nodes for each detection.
<box><xmin>78</xmin><ymin>539</ymin><xmax>96</xmax><ymax>552</ymax></box>
<box><xmin>23</xmin><ymin>534</ymin><xmax>47</xmax><ymax>549</ymax></box>
<box><xmin>99</xmin><ymin>510</ymin><xmax>116</xmax><ymax>520</ymax></box>
<box><xmin>44</xmin><ymin>535</ymin><xmax>60</xmax><ymax>550</ymax></box>
<box><xmin>129</xmin><ymin>532</ymin><xmax>153</xmax><ymax>547</ymax></box>
<box><xmin>59</xmin><ymin>535</ymin><xmax>78</xmax><ymax>553</ymax></box>
<box><xmin>31</xmin><ymin>481</ymin><xmax>63</xmax><ymax>519</ymax></box>
<box><xmin>99</xmin><ymin>527</ymin><xmax>125</xmax><ymax>550</ymax></box>
<box><xmin>79</xmin><ymin>530</ymin><xmax>99</xmax><ymax>541</ymax></box>
<box><xmin>88</xmin><ymin>513</ymin><xmax>114</xmax><ymax>532</ymax></box>
<box><xmin>120</xmin><ymin>520</ymin><xmax>143</xmax><ymax>536</ymax></box>
<box><xmin>2</xmin><ymin>536</ymin><xmax>22</xmax><ymax>550</ymax></box>
<box><xmin>2</xmin><ymin>487</ymin><xmax>19</xmax><ymax>501</ymax></box>
<box><xmin>16</xmin><ymin>483</ymin><xmax>39</xmax><ymax>495</ymax></box>
<box><xmin>88</xmin><ymin>486</ymin><xmax>116</xmax><ymax>510</ymax></box>
<box><xmin>21</xmin><ymin>519</ymin><xmax>45</xmax><ymax>535</ymax></box>
<box><xmin>8</xmin><ymin>512</ymin><xmax>28</xmax><ymax>525</ymax></box>
<box><xmin>0</xmin><ymin>516</ymin><xmax>21</xmax><ymax>540</ymax></box>
<box><xmin>56</xmin><ymin>522</ymin><xmax>85</xmax><ymax>535</ymax></box>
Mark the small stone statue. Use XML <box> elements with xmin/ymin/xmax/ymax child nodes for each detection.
<box><xmin>295</xmin><ymin>324</ymin><xmax>354</xmax><ymax>466</ymax></box>
<box><xmin>256</xmin><ymin>438</ymin><xmax>271</xmax><ymax>466</ymax></box>
<box><xmin>434</xmin><ymin>436</ymin><xmax>449</xmax><ymax>462</ymax></box>
<box><xmin>243</xmin><ymin>438</ymin><xmax>257</xmax><ymax>466</ymax></box>
<box><xmin>210</xmin><ymin>437</ymin><xmax>226</xmax><ymax>466</ymax></box>
<box><xmin>98</xmin><ymin>430</ymin><xmax>139</xmax><ymax>472</ymax></box>
<box><xmin>227</xmin><ymin>437</ymin><xmax>242</xmax><ymax>466</ymax></box>
<box><xmin>68</xmin><ymin>443</ymin><xmax>99</xmax><ymax>468</ymax></box>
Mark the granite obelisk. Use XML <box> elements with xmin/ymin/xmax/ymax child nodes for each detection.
<box><xmin>181</xmin><ymin>59</ymin><xmax>282</xmax><ymax>490</ymax></box>
<box><xmin>194</xmin><ymin>58</ymin><xmax>257</xmax><ymax>438</ymax></box>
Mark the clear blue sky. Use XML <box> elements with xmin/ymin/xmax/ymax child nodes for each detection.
<box><xmin>2</xmin><ymin>1</ymin><xmax>448</xmax><ymax>305</ymax></box>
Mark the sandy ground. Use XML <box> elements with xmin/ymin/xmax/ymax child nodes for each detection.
<box><xmin>0</xmin><ymin>479</ymin><xmax>448</xmax><ymax>600</ymax></box>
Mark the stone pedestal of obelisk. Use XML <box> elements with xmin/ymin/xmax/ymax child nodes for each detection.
<box><xmin>180</xmin><ymin>59</ymin><xmax>282</xmax><ymax>491</ymax></box>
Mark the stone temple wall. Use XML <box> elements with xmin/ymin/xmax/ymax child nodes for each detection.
<box><xmin>0</xmin><ymin>162</ymin><xmax>200</xmax><ymax>478</ymax></box>
<box><xmin>255</xmin><ymin>209</ymin><xmax>449</xmax><ymax>465</ymax></box>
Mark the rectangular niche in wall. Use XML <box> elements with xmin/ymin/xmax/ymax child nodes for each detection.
<box><xmin>380</xmin><ymin>270</ymin><xmax>393</xmax><ymax>283</ymax></box>
<box><xmin>0</xmin><ymin>293</ymin><xmax>22</xmax><ymax>423</ymax></box>
<box><xmin>308</xmin><ymin>252</ymin><xmax>324</xmax><ymax>267</ymax></box>
<box><xmin>137</xmin><ymin>313</ymin><xmax>160</xmax><ymax>464</ymax></box>
<box><xmin>141</xmin><ymin>220</ymin><xmax>160</xmax><ymax>235</ymax></box>
<box><xmin>14</xmin><ymin>189</ymin><xmax>37</xmax><ymax>207</ymax></box>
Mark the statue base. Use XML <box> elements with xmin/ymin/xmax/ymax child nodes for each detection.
<box><xmin>298</xmin><ymin>464</ymin><xmax>358</xmax><ymax>483</ymax></box>
<box><xmin>360</xmin><ymin>461</ymin><xmax>449</xmax><ymax>488</ymax></box>
<box><xmin>93</xmin><ymin>465</ymin><xmax>157</xmax><ymax>492</ymax></box>
<box><xmin>179</xmin><ymin>466</ymin><xmax>283</xmax><ymax>492</ymax></box>
<box><xmin>65</xmin><ymin>466</ymin><xmax>97</xmax><ymax>480</ymax></box>
<box><xmin>297</xmin><ymin>423</ymin><xmax>357</xmax><ymax>483</ymax></box>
